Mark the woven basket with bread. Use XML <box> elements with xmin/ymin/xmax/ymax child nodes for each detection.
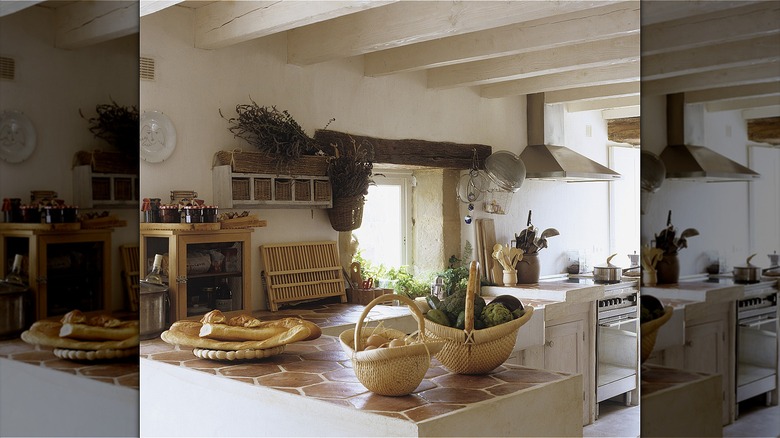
<box><xmin>21</xmin><ymin>310</ymin><xmax>139</xmax><ymax>360</ymax></box>
<box><xmin>414</xmin><ymin>261</ymin><xmax>534</xmax><ymax>375</ymax></box>
<box><xmin>160</xmin><ymin>310</ymin><xmax>321</xmax><ymax>360</ymax></box>
<box><xmin>640</xmin><ymin>296</ymin><xmax>673</xmax><ymax>363</ymax></box>
<box><xmin>339</xmin><ymin>293</ymin><xmax>444</xmax><ymax>396</ymax></box>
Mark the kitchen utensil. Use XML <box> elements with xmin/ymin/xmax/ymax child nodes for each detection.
<box><xmin>139</xmin><ymin>279</ymin><xmax>169</xmax><ymax>340</ymax></box>
<box><xmin>484</xmin><ymin>150</ymin><xmax>526</xmax><ymax>192</ymax></box>
<box><xmin>456</xmin><ymin>170</ymin><xmax>488</xmax><ymax>204</ymax></box>
<box><xmin>733</xmin><ymin>254</ymin><xmax>763</xmax><ymax>284</ymax></box>
<box><xmin>0</xmin><ymin>278</ymin><xmax>32</xmax><ymax>340</ymax></box>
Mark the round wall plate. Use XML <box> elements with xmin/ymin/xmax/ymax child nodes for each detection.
<box><xmin>140</xmin><ymin>110</ymin><xmax>176</xmax><ymax>163</ymax></box>
<box><xmin>0</xmin><ymin>110</ymin><xmax>36</xmax><ymax>163</ymax></box>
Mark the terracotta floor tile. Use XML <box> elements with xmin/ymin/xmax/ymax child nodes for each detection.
<box><xmin>349</xmin><ymin>392</ymin><xmax>427</xmax><ymax>412</ymax></box>
<box><xmin>486</xmin><ymin>382</ymin><xmax>536</xmax><ymax>396</ymax></box>
<box><xmin>424</xmin><ymin>365</ymin><xmax>447</xmax><ymax>379</ymax></box>
<box><xmin>282</xmin><ymin>359</ymin><xmax>342</xmax><ymax>374</ymax></box>
<box><xmin>323</xmin><ymin>367</ymin><xmax>360</xmax><ymax>383</ymax></box>
<box><xmin>46</xmin><ymin>359</ymin><xmax>90</xmax><ymax>370</ymax></box>
<box><xmin>149</xmin><ymin>350</ymin><xmax>199</xmax><ymax>362</ymax></box>
<box><xmin>266</xmin><ymin>354</ymin><xmax>305</xmax><ymax>365</ymax></box>
<box><xmin>301</xmin><ymin>337</ymin><xmax>337</xmax><ymax>347</ymax></box>
<box><xmin>139</xmin><ymin>340</ymin><xmax>175</xmax><ymax>355</ymax></box>
<box><xmin>181</xmin><ymin>358</ymin><xmax>228</xmax><ymax>369</ymax></box>
<box><xmin>433</xmin><ymin>373</ymin><xmax>501</xmax><ymax>389</ymax></box>
<box><xmin>0</xmin><ymin>339</ymin><xmax>32</xmax><ymax>357</ymax></box>
<box><xmin>300</xmin><ymin>349</ymin><xmax>349</xmax><ymax>362</ymax></box>
<box><xmin>372</xmin><ymin>411</ymin><xmax>408</xmax><ymax>420</ymax></box>
<box><xmin>53</xmin><ymin>368</ymin><xmax>78</xmax><ymax>375</ymax></box>
<box><xmin>89</xmin><ymin>377</ymin><xmax>116</xmax><ymax>384</ymax></box>
<box><xmin>282</xmin><ymin>344</ymin><xmax>319</xmax><ymax>354</ymax></box>
<box><xmin>412</xmin><ymin>380</ymin><xmax>437</xmax><ymax>393</ymax></box>
<box><xmin>302</xmin><ymin>382</ymin><xmax>368</xmax><ymax>399</ymax></box>
<box><xmin>79</xmin><ymin>363</ymin><xmax>138</xmax><ymax>378</ymax></box>
<box><xmin>272</xmin><ymin>387</ymin><xmax>301</xmax><ymax>396</ymax></box>
<box><xmin>258</xmin><ymin>372</ymin><xmax>323</xmax><ymax>388</ymax></box>
<box><xmin>231</xmin><ymin>377</ymin><xmax>256</xmax><ymax>385</ymax></box>
<box><xmin>418</xmin><ymin>387</ymin><xmax>492</xmax><ymax>404</ymax></box>
<box><xmin>10</xmin><ymin>350</ymin><xmax>55</xmax><ymax>362</ymax></box>
<box><xmin>190</xmin><ymin>368</ymin><xmax>218</xmax><ymax>375</ymax></box>
<box><xmin>404</xmin><ymin>403</ymin><xmax>465</xmax><ymax>422</ymax></box>
<box><xmin>117</xmin><ymin>373</ymin><xmax>139</xmax><ymax>388</ymax></box>
<box><xmin>219</xmin><ymin>363</ymin><xmax>283</xmax><ymax>378</ymax></box>
<box><xmin>319</xmin><ymin>398</ymin><xmax>353</xmax><ymax>408</ymax></box>
<box><xmin>493</xmin><ymin>368</ymin><xmax>564</xmax><ymax>384</ymax></box>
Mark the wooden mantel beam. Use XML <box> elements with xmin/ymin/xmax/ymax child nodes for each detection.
<box><xmin>313</xmin><ymin>130</ymin><xmax>492</xmax><ymax>170</ymax></box>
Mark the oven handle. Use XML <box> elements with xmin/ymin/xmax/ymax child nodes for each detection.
<box><xmin>739</xmin><ymin>317</ymin><xmax>778</xmax><ymax>328</ymax></box>
<box><xmin>599</xmin><ymin>317</ymin><xmax>639</xmax><ymax>328</ymax></box>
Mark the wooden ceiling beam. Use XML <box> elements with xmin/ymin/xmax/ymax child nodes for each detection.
<box><xmin>643</xmin><ymin>61</ymin><xmax>780</xmax><ymax>96</ymax></box>
<box><xmin>55</xmin><ymin>1</ymin><xmax>138</xmax><ymax>49</ymax></box>
<box><xmin>545</xmin><ymin>82</ymin><xmax>639</xmax><ymax>104</ymax></box>
<box><xmin>364</xmin><ymin>2</ymin><xmax>639</xmax><ymax>76</ymax></box>
<box><xmin>642</xmin><ymin>2</ymin><xmax>778</xmax><ymax>55</ymax></box>
<box><xmin>427</xmin><ymin>34</ymin><xmax>639</xmax><ymax>89</ymax></box>
<box><xmin>313</xmin><ymin>130</ymin><xmax>491</xmax><ymax>170</ymax></box>
<box><xmin>706</xmin><ymin>96</ymin><xmax>780</xmax><ymax>112</ymax></box>
<box><xmin>607</xmin><ymin>117</ymin><xmax>640</xmax><ymax>145</ymax></box>
<box><xmin>566</xmin><ymin>95</ymin><xmax>640</xmax><ymax>113</ymax></box>
<box><xmin>685</xmin><ymin>83</ymin><xmax>780</xmax><ymax>104</ymax></box>
<box><xmin>480</xmin><ymin>61</ymin><xmax>639</xmax><ymax>99</ymax></box>
<box><xmin>287</xmin><ymin>1</ymin><xmax>616</xmax><ymax>66</ymax></box>
<box><xmin>642</xmin><ymin>35</ymin><xmax>780</xmax><ymax>81</ymax></box>
<box><xmin>194</xmin><ymin>1</ymin><xmax>395</xmax><ymax>50</ymax></box>
<box><xmin>747</xmin><ymin>117</ymin><xmax>780</xmax><ymax>145</ymax></box>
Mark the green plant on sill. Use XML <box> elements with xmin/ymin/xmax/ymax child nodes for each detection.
<box><xmin>352</xmin><ymin>241</ymin><xmax>474</xmax><ymax>299</ymax></box>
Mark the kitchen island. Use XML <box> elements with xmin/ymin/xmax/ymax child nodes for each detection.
<box><xmin>140</xmin><ymin>336</ymin><xmax>582</xmax><ymax>437</ymax></box>
<box><xmin>0</xmin><ymin>338</ymin><xmax>139</xmax><ymax>436</ymax></box>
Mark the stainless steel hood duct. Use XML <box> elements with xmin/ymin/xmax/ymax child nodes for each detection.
<box><xmin>661</xmin><ymin>93</ymin><xmax>759</xmax><ymax>182</ymax></box>
<box><xmin>520</xmin><ymin>93</ymin><xmax>621</xmax><ymax>182</ymax></box>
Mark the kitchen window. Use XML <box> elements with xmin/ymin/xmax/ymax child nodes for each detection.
<box><xmin>609</xmin><ymin>145</ymin><xmax>640</xmax><ymax>264</ymax></box>
<box><xmin>352</xmin><ymin>170</ymin><xmax>413</xmax><ymax>269</ymax></box>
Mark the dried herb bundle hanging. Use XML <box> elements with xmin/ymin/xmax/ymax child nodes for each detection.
<box><xmin>220</xmin><ymin>100</ymin><xmax>319</xmax><ymax>163</ymax></box>
<box><xmin>328</xmin><ymin>136</ymin><xmax>374</xmax><ymax>199</ymax></box>
<box><xmin>79</xmin><ymin>99</ymin><xmax>139</xmax><ymax>154</ymax></box>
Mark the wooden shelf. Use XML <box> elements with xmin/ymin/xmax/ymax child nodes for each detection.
<box><xmin>213</xmin><ymin>166</ymin><xmax>332</xmax><ymax>209</ymax></box>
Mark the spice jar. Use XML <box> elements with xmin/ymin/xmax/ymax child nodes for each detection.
<box><xmin>19</xmin><ymin>205</ymin><xmax>40</xmax><ymax>223</ymax></box>
<box><xmin>158</xmin><ymin>205</ymin><xmax>180</xmax><ymax>223</ymax></box>
<box><xmin>43</xmin><ymin>206</ymin><xmax>63</xmax><ymax>224</ymax></box>
<box><xmin>182</xmin><ymin>205</ymin><xmax>202</xmax><ymax>224</ymax></box>
<box><xmin>202</xmin><ymin>206</ymin><xmax>218</xmax><ymax>223</ymax></box>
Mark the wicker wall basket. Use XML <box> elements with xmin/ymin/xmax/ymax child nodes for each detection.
<box><xmin>327</xmin><ymin>195</ymin><xmax>364</xmax><ymax>232</ymax></box>
<box><xmin>416</xmin><ymin>261</ymin><xmax>534</xmax><ymax>375</ymax></box>
<box><xmin>339</xmin><ymin>294</ymin><xmax>444</xmax><ymax>396</ymax></box>
<box><xmin>640</xmin><ymin>306</ymin><xmax>673</xmax><ymax>363</ymax></box>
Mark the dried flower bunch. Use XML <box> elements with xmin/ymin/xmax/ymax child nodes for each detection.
<box><xmin>327</xmin><ymin>136</ymin><xmax>374</xmax><ymax>199</ymax></box>
<box><xmin>79</xmin><ymin>99</ymin><xmax>139</xmax><ymax>154</ymax></box>
<box><xmin>220</xmin><ymin>100</ymin><xmax>320</xmax><ymax>163</ymax></box>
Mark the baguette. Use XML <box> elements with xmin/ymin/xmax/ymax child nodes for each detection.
<box><xmin>161</xmin><ymin>323</ymin><xmax>310</xmax><ymax>350</ymax></box>
<box><xmin>21</xmin><ymin>321</ymin><xmax>139</xmax><ymax>350</ymax></box>
<box><xmin>199</xmin><ymin>323</ymin><xmax>286</xmax><ymax>341</ymax></box>
<box><xmin>59</xmin><ymin>321</ymin><xmax>138</xmax><ymax>341</ymax></box>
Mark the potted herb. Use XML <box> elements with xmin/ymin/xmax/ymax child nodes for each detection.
<box><xmin>326</xmin><ymin>136</ymin><xmax>373</xmax><ymax>231</ymax></box>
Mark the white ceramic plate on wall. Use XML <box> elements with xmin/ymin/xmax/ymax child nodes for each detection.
<box><xmin>0</xmin><ymin>110</ymin><xmax>36</xmax><ymax>163</ymax></box>
<box><xmin>140</xmin><ymin>110</ymin><xmax>176</xmax><ymax>163</ymax></box>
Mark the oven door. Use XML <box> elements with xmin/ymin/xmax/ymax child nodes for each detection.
<box><xmin>597</xmin><ymin>307</ymin><xmax>639</xmax><ymax>403</ymax></box>
<box><xmin>736</xmin><ymin>306</ymin><xmax>778</xmax><ymax>404</ymax></box>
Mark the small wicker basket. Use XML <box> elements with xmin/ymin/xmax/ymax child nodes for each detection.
<box><xmin>339</xmin><ymin>293</ymin><xmax>444</xmax><ymax>396</ymax></box>
<box><xmin>640</xmin><ymin>306</ymin><xmax>673</xmax><ymax>363</ymax></box>
<box><xmin>416</xmin><ymin>261</ymin><xmax>534</xmax><ymax>375</ymax></box>
<box><xmin>327</xmin><ymin>195</ymin><xmax>364</xmax><ymax>231</ymax></box>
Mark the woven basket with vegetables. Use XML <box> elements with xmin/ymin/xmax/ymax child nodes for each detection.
<box><xmin>339</xmin><ymin>294</ymin><xmax>444</xmax><ymax>396</ymax></box>
<box><xmin>416</xmin><ymin>261</ymin><xmax>533</xmax><ymax>375</ymax></box>
<box><xmin>640</xmin><ymin>295</ymin><xmax>673</xmax><ymax>363</ymax></box>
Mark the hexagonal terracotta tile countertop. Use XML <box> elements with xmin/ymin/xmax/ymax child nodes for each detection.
<box><xmin>141</xmin><ymin>330</ymin><xmax>582</xmax><ymax>436</ymax></box>
<box><xmin>0</xmin><ymin>338</ymin><xmax>138</xmax><ymax>389</ymax></box>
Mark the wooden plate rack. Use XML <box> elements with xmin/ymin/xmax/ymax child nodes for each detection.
<box><xmin>260</xmin><ymin>241</ymin><xmax>347</xmax><ymax>311</ymax></box>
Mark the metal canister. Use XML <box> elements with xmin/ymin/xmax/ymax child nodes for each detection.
<box><xmin>0</xmin><ymin>279</ymin><xmax>33</xmax><ymax>340</ymax></box>
<box><xmin>139</xmin><ymin>280</ymin><xmax>169</xmax><ymax>340</ymax></box>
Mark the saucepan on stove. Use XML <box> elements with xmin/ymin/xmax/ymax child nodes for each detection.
<box><xmin>733</xmin><ymin>254</ymin><xmax>780</xmax><ymax>283</ymax></box>
<box><xmin>593</xmin><ymin>254</ymin><xmax>639</xmax><ymax>284</ymax></box>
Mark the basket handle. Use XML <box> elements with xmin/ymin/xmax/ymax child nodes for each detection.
<box><xmin>354</xmin><ymin>293</ymin><xmax>427</xmax><ymax>352</ymax></box>
<box><xmin>464</xmin><ymin>260</ymin><xmax>480</xmax><ymax>333</ymax></box>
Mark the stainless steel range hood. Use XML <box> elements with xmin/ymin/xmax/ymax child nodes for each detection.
<box><xmin>661</xmin><ymin>93</ymin><xmax>759</xmax><ymax>182</ymax></box>
<box><xmin>520</xmin><ymin>93</ymin><xmax>621</xmax><ymax>182</ymax></box>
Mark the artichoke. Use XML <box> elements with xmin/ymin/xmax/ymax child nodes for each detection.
<box><xmin>480</xmin><ymin>303</ymin><xmax>513</xmax><ymax>327</ymax></box>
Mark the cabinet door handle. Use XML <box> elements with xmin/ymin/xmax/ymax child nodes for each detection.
<box><xmin>684</xmin><ymin>340</ymin><xmax>692</xmax><ymax>347</ymax></box>
<box><xmin>545</xmin><ymin>340</ymin><xmax>554</xmax><ymax>347</ymax></box>
<box><xmin>176</xmin><ymin>276</ymin><xmax>187</xmax><ymax>284</ymax></box>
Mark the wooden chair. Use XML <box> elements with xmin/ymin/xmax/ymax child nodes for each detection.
<box><xmin>120</xmin><ymin>244</ymin><xmax>140</xmax><ymax>311</ymax></box>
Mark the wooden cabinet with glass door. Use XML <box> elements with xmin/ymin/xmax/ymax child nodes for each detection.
<box><xmin>139</xmin><ymin>228</ymin><xmax>252</xmax><ymax>322</ymax></box>
<box><xmin>0</xmin><ymin>227</ymin><xmax>112</xmax><ymax>319</ymax></box>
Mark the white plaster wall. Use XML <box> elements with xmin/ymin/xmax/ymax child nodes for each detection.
<box><xmin>140</xmin><ymin>7</ymin><xmax>527</xmax><ymax>310</ymax></box>
<box><xmin>640</xmin><ymin>95</ymin><xmax>778</xmax><ymax>275</ymax></box>
<box><xmin>0</xmin><ymin>6</ymin><xmax>139</xmax><ymax>310</ymax></box>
